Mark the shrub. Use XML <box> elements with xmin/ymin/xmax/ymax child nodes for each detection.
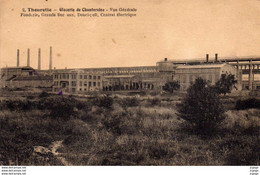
<box><xmin>76</xmin><ymin>100</ymin><xmax>92</xmax><ymax>111</ymax></box>
<box><xmin>49</xmin><ymin>97</ymin><xmax>76</xmax><ymax>120</ymax></box>
<box><xmin>95</xmin><ymin>96</ymin><xmax>113</xmax><ymax>109</ymax></box>
<box><xmin>220</xmin><ymin>136</ymin><xmax>260</xmax><ymax>165</ymax></box>
<box><xmin>38</xmin><ymin>96</ymin><xmax>78</xmax><ymax>120</ymax></box>
<box><xmin>0</xmin><ymin>125</ymin><xmax>34</xmax><ymax>165</ymax></box>
<box><xmin>102</xmin><ymin>114</ymin><xmax>122</xmax><ymax>135</ymax></box>
<box><xmin>214</xmin><ymin>73</ymin><xmax>237</xmax><ymax>95</ymax></box>
<box><xmin>3</xmin><ymin>99</ymin><xmax>36</xmax><ymax>111</ymax></box>
<box><xmin>39</xmin><ymin>91</ymin><xmax>50</xmax><ymax>98</ymax></box>
<box><xmin>119</xmin><ymin>97</ymin><xmax>139</xmax><ymax>109</ymax></box>
<box><xmin>177</xmin><ymin>78</ymin><xmax>226</xmax><ymax>135</ymax></box>
<box><xmin>26</xmin><ymin>95</ymin><xmax>35</xmax><ymax>100</ymax></box>
<box><xmin>224</xmin><ymin>109</ymin><xmax>260</xmax><ymax>136</ymax></box>
<box><xmin>235</xmin><ymin>98</ymin><xmax>260</xmax><ymax>110</ymax></box>
<box><xmin>163</xmin><ymin>81</ymin><xmax>180</xmax><ymax>93</ymax></box>
<box><xmin>37</xmin><ymin>97</ymin><xmax>55</xmax><ymax>110</ymax></box>
<box><xmin>148</xmin><ymin>98</ymin><xmax>161</xmax><ymax>106</ymax></box>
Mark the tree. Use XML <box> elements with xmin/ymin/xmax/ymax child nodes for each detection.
<box><xmin>163</xmin><ymin>81</ymin><xmax>180</xmax><ymax>93</ymax></box>
<box><xmin>177</xmin><ymin>78</ymin><xmax>226</xmax><ymax>135</ymax></box>
<box><xmin>214</xmin><ymin>73</ymin><xmax>237</xmax><ymax>95</ymax></box>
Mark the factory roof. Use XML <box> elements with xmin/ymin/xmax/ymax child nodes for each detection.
<box><xmin>12</xmin><ymin>75</ymin><xmax>52</xmax><ymax>81</ymax></box>
<box><xmin>104</xmin><ymin>75</ymin><xmax>136</xmax><ymax>78</ymax></box>
<box><xmin>157</xmin><ymin>56</ymin><xmax>260</xmax><ymax>64</ymax></box>
<box><xmin>1</xmin><ymin>66</ymin><xmax>34</xmax><ymax>70</ymax></box>
<box><xmin>176</xmin><ymin>64</ymin><xmax>229</xmax><ymax>69</ymax></box>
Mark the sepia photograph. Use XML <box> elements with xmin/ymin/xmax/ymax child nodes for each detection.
<box><xmin>0</xmin><ymin>0</ymin><xmax>259</xmax><ymax>173</ymax></box>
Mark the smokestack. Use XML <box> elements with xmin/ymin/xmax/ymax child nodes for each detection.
<box><xmin>206</xmin><ymin>54</ymin><xmax>209</xmax><ymax>63</ymax></box>
<box><xmin>27</xmin><ymin>48</ymin><xmax>30</xmax><ymax>67</ymax></box>
<box><xmin>38</xmin><ymin>48</ymin><xmax>41</xmax><ymax>70</ymax></box>
<box><xmin>49</xmin><ymin>46</ymin><xmax>52</xmax><ymax>70</ymax></box>
<box><xmin>17</xmin><ymin>49</ymin><xmax>20</xmax><ymax>67</ymax></box>
<box><xmin>215</xmin><ymin>53</ymin><xmax>218</xmax><ymax>62</ymax></box>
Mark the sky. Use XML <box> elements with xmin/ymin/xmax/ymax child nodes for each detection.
<box><xmin>1</xmin><ymin>0</ymin><xmax>260</xmax><ymax>69</ymax></box>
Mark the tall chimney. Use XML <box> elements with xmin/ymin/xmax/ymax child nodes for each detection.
<box><xmin>38</xmin><ymin>48</ymin><xmax>41</xmax><ymax>70</ymax></box>
<box><xmin>49</xmin><ymin>46</ymin><xmax>52</xmax><ymax>70</ymax></box>
<box><xmin>27</xmin><ymin>48</ymin><xmax>30</xmax><ymax>67</ymax></box>
<box><xmin>206</xmin><ymin>54</ymin><xmax>209</xmax><ymax>63</ymax></box>
<box><xmin>215</xmin><ymin>53</ymin><xmax>218</xmax><ymax>62</ymax></box>
<box><xmin>17</xmin><ymin>49</ymin><xmax>20</xmax><ymax>67</ymax></box>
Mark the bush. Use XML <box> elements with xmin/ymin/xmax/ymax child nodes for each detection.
<box><xmin>214</xmin><ymin>73</ymin><xmax>237</xmax><ymax>95</ymax></box>
<box><xmin>119</xmin><ymin>97</ymin><xmax>140</xmax><ymax>109</ymax></box>
<box><xmin>235</xmin><ymin>98</ymin><xmax>260</xmax><ymax>110</ymax></box>
<box><xmin>38</xmin><ymin>96</ymin><xmax>78</xmax><ymax>120</ymax></box>
<box><xmin>39</xmin><ymin>91</ymin><xmax>50</xmax><ymax>98</ymax></box>
<box><xmin>102</xmin><ymin>114</ymin><xmax>122</xmax><ymax>135</ymax></box>
<box><xmin>3</xmin><ymin>99</ymin><xmax>36</xmax><ymax>111</ymax></box>
<box><xmin>177</xmin><ymin>78</ymin><xmax>226</xmax><ymax>135</ymax></box>
<box><xmin>49</xmin><ymin>97</ymin><xmax>77</xmax><ymax>120</ymax></box>
<box><xmin>76</xmin><ymin>100</ymin><xmax>92</xmax><ymax>111</ymax></box>
<box><xmin>147</xmin><ymin>98</ymin><xmax>160</xmax><ymax>106</ymax></box>
<box><xmin>220</xmin><ymin>136</ymin><xmax>260</xmax><ymax>165</ymax></box>
<box><xmin>95</xmin><ymin>96</ymin><xmax>113</xmax><ymax>109</ymax></box>
<box><xmin>163</xmin><ymin>81</ymin><xmax>180</xmax><ymax>93</ymax></box>
<box><xmin>0</xmin><ymin>124</ymin><xmax>34</xmax><ymax>165</ymax></box>
<box><xmin>27</xmin><ymin>95</ymin><xmax>35</xmax><ymax>100</ymax></box>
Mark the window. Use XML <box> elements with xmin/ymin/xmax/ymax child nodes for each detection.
<box><xmin>67</xmin><ymin>74</ymin><xmax>69</xmax><ymax>79</ymax></box>
<box><xmin>72</xmin><ymin>81</ymin><xmax>76</xmax><ymax>86</ymax></box>
<box><xmin>84</xmin><ymin>75</ymin><xmax>87</xmax><ymax>79</ymax></box>
<box><xmin>71</xmin><ymin>74</ymin><xmax>76</xmax><ymax>79</ymax></box>
<box><xmin>93</xmin><ymin>82</ymin><xmax>96</xmax><ymax>86</ymax></box>
<box><xmin>89</xmin><ymin>82</ymin><xmax>92</xmax><ymax>87</ymax></box>
<box><xmin>80</xmin><ymin>75</ymin><xmax>83</xmax><ymax>79</ymax></box>
<box><xmin>80</xmin><ymin>81</ymin><xmax>82</xmax><ymax>86</ymax></box>
<box><xmin>98</xmin><ymin>82</ymin><xmax>100</xmax><ymax>87</ymax></box>
<box><xmin>98</xmin><ymin>76</ymin><xmax>101</xmax><ymax>80</ymax></box>
<box><xmin>84</xmin><ymin>88</ymin><xmax>87</xmax><ymax>91</ymax></box>
<box><xmin>62</xmin><ymin>74</ymin><xmax>67</xmax><ymax>79</ymax></box>
<box><xmin>84</xmin><ymin>81</ymin><xmax>87</xmax><ymax>86</ymax></box>
<box><xmin>93</xmin><ymin>76</ymin><xmax>96</xmax><ymax>80</ymax></box>
<box><xmin>89</xmin><ymin>75</ymin><xmax>92</xmax><ymax>79</ymax></box>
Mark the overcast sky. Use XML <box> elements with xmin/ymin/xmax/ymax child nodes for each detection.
<box><xmin>1</xmin><ymin>0</ymin><xmax>260</xmax><ymax>69</ymax></box>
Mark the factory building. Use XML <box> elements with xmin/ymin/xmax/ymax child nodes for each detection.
<box><xmin>102</xmin><ymin>73</ymin><xmax>160</xmax><ymax>91</ymax></box>
<box><xmin>174</xmin><ymin>63</ymin><xmax>237</xmax><ymax>91</ymax></box>
<box><xmin>0</xmin><ymin>47</ymin><xmax>54</xmax><ymax>90</ymax></box>
<box><xmin>2</xmin><ymin>48</ymin><xmax>259</xmax><ymax>93</ymax></box>
<box><xmin>52</xmin><ymin>69</ymin><xmax>103</xmax><ymax>93</ymax></box>
<box><xmin>0</xmin><ymin>66</ymin><xmax>53</xmax><ymax>89</ymax></box>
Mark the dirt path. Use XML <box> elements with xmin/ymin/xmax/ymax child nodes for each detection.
<box><xmin>50</xmin><ymin>140</ymin><xmax>72</xmax><ymax>166</ymax></box>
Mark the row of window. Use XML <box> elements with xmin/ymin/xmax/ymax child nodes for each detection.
<box><xmin>178</xmin><ymin>74</ymin><xmax>217</xmax><ymax>83</ymax></box>
<box><xmin>79</xmin><ymin>75</ymin><xmax>101</xmax><ymax>80</ymax></box>
<box><xmin>79</xmin><ymin>81</ymin><xmax>101</xmax><ymax>87</ymax></box>
<box><xmin>54</xmin><ymin>74</ymin><xmax>101</xmax><ymax>80</ymax></box>
<box><xmin>54</xmin><ymin>81</ymin><xmax>101</xmax><ymax>87</ymax></box>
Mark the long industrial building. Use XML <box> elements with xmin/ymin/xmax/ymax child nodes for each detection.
<box><xmin>1</xmin><ymin>47</ymin><xmax>260</xmax><ymax>93</ymax></box>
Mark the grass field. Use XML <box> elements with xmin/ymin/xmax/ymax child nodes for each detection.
<box><xmin>0</xmin><ymin>91</ymin><xmax>259</xmax><ymax>165</ymax></box>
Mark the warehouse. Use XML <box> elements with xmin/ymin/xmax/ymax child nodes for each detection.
<box><xmin>174</xmin><ymin>63</ymin><xmax>237</xmax><ymax>91</ymax></box>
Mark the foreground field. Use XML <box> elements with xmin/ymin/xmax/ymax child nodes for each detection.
<box><xmin>0</xmin><ymin>92</ymin><xmax>259</xmax><ymax>165</ymax></box>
